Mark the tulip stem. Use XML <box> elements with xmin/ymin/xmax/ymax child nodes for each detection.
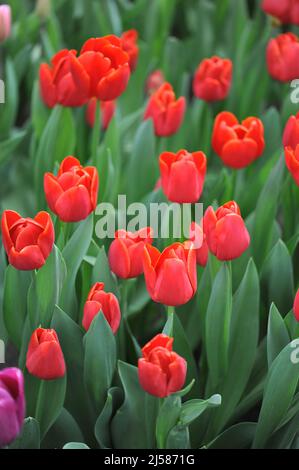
<box><xmin>35</xmin><ymin>380</ymin><xmax>45</xmax><ymax>426</ymax></box>
<box><xmin>91</xmin><ymin>99</ymin><xmax>101</xmax><ymax>165</ymax></box>
<box><xmin>166</xmin><ymin>306</ymin><xmax>175</xmax><ymax>337</ymax></box>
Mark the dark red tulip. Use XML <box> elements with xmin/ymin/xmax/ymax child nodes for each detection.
<box><xmin>138</xmin><ymin>334</ymin><xmax>187</xmax><ymax>398</ymax></box>
<box><xmin>26</xmin><ymin>328</ymin><xmax>66</xmax><ymax>380</ymax></box>
<box><xmin>44</xmin><ymin>156</ymin><xmax>99</xmax><ymax>223</ymax></box>
<box><xmin>203</xmin><ymin>201</ymin><xmax>250</xmax><ymax>261</ymax></box>
<box><xmin>193</xmin><ymin>56</ymin><xmax>232</xmax><ymax>102</ymax></box>
<box><xmin>144</xmin><ymin>82</ymin><xmax>186</xmax><ymax>137</ymax></box>
<box><xmin>86</xmin><ymin>97</ymin><xmax>116</xmax><ymax>130</ymax></box>
<box><xmin>121</xmin><ymin>29</ymin><xmax>139</xmax><ymax>72</ymax></box>
<box><xmin>159</xmin><ymin>149</ymin><xmax>207</xmax><ymax>203</ymax></box>
<box><xmin>82</xmin><ymin>282</ymin><xmax>121</xmax><ymax>333</ymax></box>
<box><xmin>108</xmin><ymin>227</ymin><xmax>154</xmax><ymax>279</ymax></box>
<box><xmin>212</xmin><ymin>111</ymin><xmax>265</xmax><ymax>169</ymax></box>
<box><xmin>143</xmin><ymin>242</ymin><xmax>197</xmax><ymax>306</ymax></box>
<box><xmin>189</xmin><ymin>222</ymin><xmax>209</xmax><ymax>267</ymax></box>
<box><xmin>70</xmin><ymin>35</ymin><xmax>131</xmax><ymax>101</ymax></box>
<box><xmin>1</xmin><ymin>210</ymin><xmax>54</xmax><ymax>271</ymax></box>
<box><xmin>266</xmin><ymin>32</ymin><xmax>299</xmax><ymax>82</ymax></box>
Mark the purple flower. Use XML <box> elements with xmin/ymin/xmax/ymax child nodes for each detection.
<box><xmin>0</xmin><ymin>368</ymin><xmax>25</xmax><ymax>448</ymax></box>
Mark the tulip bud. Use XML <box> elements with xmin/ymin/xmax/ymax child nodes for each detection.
<box><xmin>86</xmin><ymin>98</ymin><xmax>116</xmax><ymax>131</ymax></box>
<box><xmin>1</xmin><ymin>210</ymin><xmax>54</xmax><ymax>271</ymax></box>
<box><xmin>212</xmin><ymin>111</ymin><xmax>265</xmax><ymax>169</ymax></box>
<box><xmin>193</xmin><ymin>56</ymin><xmax>232</xmax><ymax>102</ymax></box>
<box><xmin>0</xmin><ymin>368</ymin><xmax>25</xmax><ymax>448</ymax></box>
<box><xmin>143</xmin><ymin>242</ymin><xmax>197</xmax><ymax>306</ymax></box>
<box><xmin>121</xmin><ymin>29</ymin><xmax>139</xmax><ymax>72</ymax></box>
<box><xmin>159</xmin><ymin>149</ymin><xmax>207</xmax><ymax>203</ymax></box>
<box><xmin>203</xmin><ymin>201</ymin><xmax>250</xmax><ymax>261</ymax></box>
<box><xmin>0</xmin><ymin>5</ymin><xmax>11</xmax><ymax>43</ymax></box>
<box><xmin>144</xmin><ymin>82</ymin><xmax>186</xmax><ymax>137</ymax></box>
<box><xmin>138</xmin><ymin>334</ymin><xmax>187</xmax><ymax>398</ymax></box>
<box><xmin>266</xmin><ymin>33</ymin><xmax>299</xmax><ymax>82</ymax></box>
<box><xmin>189</xmin><ymin>222</ymin><xmax>209</xmax><ymax>267</ymax></box>
<box><xmin>83</xmin><ymin>283</ymin><xmax>121</xmax><ymax>333</ymax></box>
<box><xmin>284</xmin><ymin>145</ymin><xmax>299</xmax><ymax>186</ymax></box>
<box><xmin>26</xmin><ymin>328</ymin><xmax>66</xmax><ymax>380</ymax></box>
<box><xmin>283</xmin><ymin>113</ymin><xmax>299</xmax><ymax>151</ymax></box>
<box><xmin>108</xmin><ymin>228</ymin><xmax>154</xmax><ymax>279</ymax></box>
<box><xmin>44</xmin><ymin>156</ymin><xmax>99</xmax><ymax>223</ymax></box>
<box><xmin>36</xmin><ymin>0</ymin><xmax>51</xmax><ymax>20</ymax></box>
<box><xmin>294</xmin><ymin>289</ymin><xmax>299</xmax><ymax>321</ymax></box>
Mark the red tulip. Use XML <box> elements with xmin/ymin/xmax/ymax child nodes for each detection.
<box><xmin>70</xmin><ymin>35</ymin><xmax>131</xmax><ymax>102</ymax></box>
<box><xmin>44</xmin><ymin>156</ymin><xmax>99</xmax><ymax>223</ymax></box>
<box><xmin>108</xmin><ymin>227</ymin><xmax>154</xmax><ymax>279</ymax></box>
<box><xmin>285</xmin><ymin>145</ymin><xmax>299</xmax><ymax>186</ymax></box>
<box><xmin>262</xmin><ymin>0</ymin><xmax>299</xmax><ymax>25</ymax></box>
<box><xmin>189</xmin><ymin>222</ymin><xmax>209</xmax><ymax>267</ymax></box>
<box><xmin>283</xmin><ymin>112</ymin><xmax>299</xmax><ymax>150</ymax></box>
<box><xmin>26</xmin><ymin>328</ymin><xmax>66</xmax><ymax>380</ymax></box>
<box><xmin>212</xmin><ymin>111</ymin><xmax>265</xmax><ymax>169</ymax></box>
<box><xmin>144</xmin><ymin>82</ymin><xmax>186</xmax><ymax>137</ymax></box>
<box><xmin>138</xmin><ymin>334</ymin><xmax>187</xmax><ymax>398</ymax></box>
<box><xmin>121</xmin><ymin>29</ymin><xmax>139</xmax><ymax>72</ymax></box>
<box><xmin>146</xmin><ymin>70</ymin><xmax>165</xmax><ymax>95</ymax></box>
<box><xmin>266</xmin><ymin>32</ymin><xmax>299</xmax><ymax>82</ymax></box>
<box><xmin>39</xmin><ymin>49</ymin><xmax>89</xmax><ymax>108</ymax></box>
<box><xmin>82</xmin><ymin>283</ymin><xmax>121</xmax><ymax>333</ymax></box>
<box><xmin>294</xmin><ymin>288</ymin><xmax>299</xmax><ymax>321</ymax></box>
<box><xmin>143</xmin><ymin>242</ymin><xmax>197</xmax><ymax>306</ymax></box>
<box><xmin>203</xmin><ymin>201</ymin><xmax>250</xmax><ymax>261</ymax></box>
<box><xmin>86</xmin><ymin>98</ymin><xmax>116</xmax><ymax>130</ymax></box>
<box><xmin>193</xmin><ymin>56</ymin><xmax>232</xmax><ymax>102</ymax></box>
<box><xmin>1</xmin><ymin>210</ymin><xmax>54</xmax><ymax>271</ymax></box>
<box><xmin>159</xmin><ymin>149</ymin><xmax>207</xmax><ymax>203</ymax></box>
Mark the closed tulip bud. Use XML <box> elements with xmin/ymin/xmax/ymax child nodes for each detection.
<box><xmin>44</xmin><ymin>156</ymin><xmax>99</xmax><ymax>223</ymax></box>
<box><xmin>39</xmin><ymin>49</ymin><xmax>89</xmax><ymax>108</ymax></box>
<box><xmin>144</xmin><ymin>82</ymin><xmax>186</xmax><ymax>137</ymax></box>
<box><xmin>143</xmin><ymin>242</ymin><xmax>197</xmax><ymax>306</ymax></box>
<box><xmin>70</xmin><ymin>35</ymin><xmax>131</xmax><ymax>102</ymax></box>
<box><xmin>266</xmin><ymin>33</ymin><xmax>299</xmax><ymax>82</ymax></box>
<box><xmin>0</xmin><ymin>5</ymin><xmax>11</xmax><ymax>43</ymax></box>
<box><xmin>146</xmin><ymin>70</ymin><xmax>165</xmax><ymax>95</ymax></box>
<box><xmin>262</xmin><ymin>0</ymin><xmax>299</xmax><ymax>25</ymax></box>
<box><xmin>294</xmin><ymin>289</ymin><xmax>299</xmax><ymax>321</ymax></box>
<box><xmin>159</xmin><ymin>149</ymin><xmax>207</xmax><ymax>203</ymax></box>
<box><xmin>203</xmin><ymin>201</ymin><xmax>250</xmax><ymax>261</ymax></box>
<box><xmin>26</xmin><ymin>328</ymin><xmax>66</xmax><ymax>380</ymax></box>
<box><xmin>121</xmin><ymin>29</ymin><xmax>139</xmax><ymax>72</ymax></box>
<box><xmin>86</xmin><ymin>98</ymin><xmax>116</xmax><ymax>130</ymax></box>
<box><xmin>193</xmin><ymin>56</ymin><xmax>232</xmax><ymax>102</ymax></box>
<box><xmin>138</xmin><ymin>334</ymin><xmax>187</xmax><ymax>398</ymax></box>
<box><xmin>108</xmin><ymin>227</ymin><xmax>154</xmax><ymax>279</ymax></box>
<box><xmin>1</xmin><ymin>210</ymin><xmax>54</xmax><ymax>271</ymax></box>
<box><xmin>82</xmin><ymin>283</ymin><xmax>121</xmax><ymax>333</ymax></box>
<box><xmin>36</xmin><ymin>0</ymin><xmax>51</xmax><ymax>20</ymax></box>
<box><xmin>212</xmin><ymin>111</ymin><xmax>265</xmax><ymax>169</ymax></box>
<box><xmin>283</xmin><ymin>113</ymin><xmax>299</xmax><ymax>150</ymax></box>
<box><xmin>189</xmin><ymin>222</ymin><xmax>209</xmax><ymax>267</ymax></box>
<box><xmin>285</xmin><ymin>145</ymin><xmax>299</xmax><ymax>186</ymax></box>
<box><xmin>0</xmin><ymin>368</ymin><xmax>25</xmax><ymax>448</ymax></box>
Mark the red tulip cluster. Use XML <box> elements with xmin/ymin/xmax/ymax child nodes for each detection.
<box><xmin>40</xmin><ymin>35</ymin><xmax>131</xmax><ymax>108</ymax></box>
<box><xmin>266</xmin><ymin>33</ymin><xmax>299</xmax><ymax>82</ymax></box>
